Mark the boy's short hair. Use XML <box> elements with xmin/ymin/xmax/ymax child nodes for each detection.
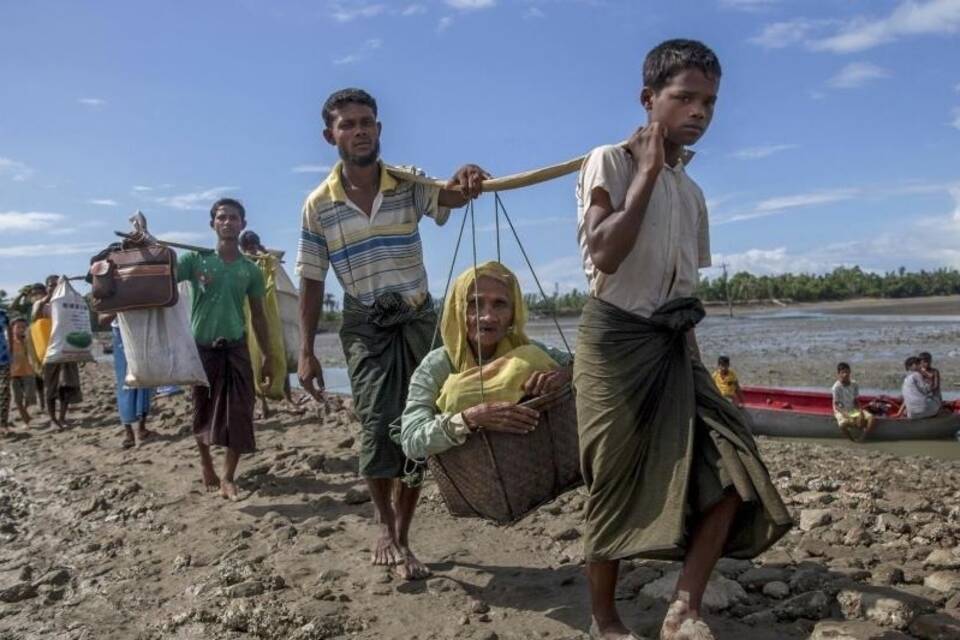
<box><xmin>837</xmin><ymin>362</ymin><xmax>851</xmax><ymax>373</ymax></box>
<box><xmin>718</xmin><ymin>355</ymin><xmax>730</xmax><ymax>366</ymax></box>
<box><xmin>322</xmin><ymin>88</ymin><xmax>377</xmax><ymax>128</ymax></box>
<box><xmin>210</xmin><ymin>198</ymin><xmax>246</xmax><ymax>221</ymax></box>
<box><xmin>904</xmin><ymin>356</ymin><xmax>919</xmax><ymax>370</ymax></box>
<box><xmin>918</xmin><ymin>351</ymin><xmax>932</xmax><ymax>362</ymax></box>
<box><xmin>643</xmin><ymin>39</ymin><xmax>722</xmax><ymax>92</ymax></box>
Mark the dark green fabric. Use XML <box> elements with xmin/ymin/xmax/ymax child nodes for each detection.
<box><xmin>573</xmin><ymin>296</ymin><xmax>793</xmax><ymax>562</ymax></box>
<box><xmin>341</xmin><ymin>292</ymin><xmax>437</xmax><ymax>478</ymax></box>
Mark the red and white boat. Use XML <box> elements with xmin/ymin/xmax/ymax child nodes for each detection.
<box><xmin>740</xmin><ymin>386</ymin><xmax>960</xmax><ymax>441</ymax></box>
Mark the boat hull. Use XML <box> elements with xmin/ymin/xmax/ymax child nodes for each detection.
<box><xmin>745</xmin><ymin>407</ymin><xmax>960</xmax><ymax>441</ymax></box>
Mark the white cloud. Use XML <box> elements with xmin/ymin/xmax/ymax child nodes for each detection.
<box><xmin>709</xmin><ymin>189</ymin><xmax>960</xmax><ymax>275</ymax></box>
<box><xmin>827</xmin><ymin>62</ymin><xmax>891</xmax><ymax>89</ymax></box>
<box><xmin>132</xmin><ymin>185</ymin><xmax>154</xmax><ymax>192</ymax></box>
<box><xmin>716</xmin><ymin>188</ymin><xmax>860</xmax><ymax>224</ymax></box>
<box><xmin>401</xmin><ymin>3</ymin><xmax>427</xmax><ymax>15</ymax></box>
<box><xmin>155</xmin><ymin>187</ymin><xmax>236</xmax><ymax>211</ymax></box>
<box><xmin>78</xmin><ymin>97</ymin><xmax>106</xmax><ymax>108</ymax></box>
<box><xmin>291</xmin><ymin>164</ymin><xmax>333</xmax><ymax>174</ymax></box>
<box><xmin>437</xmin><ymin>15</ymin><xmax>454</xmax><ymax>31</ymax></box>
<box><xmin>811</xmin><ymin>0</ymin><xmax>960</xmax><ymax>53</ymax></box>
<box><xmin>0</xmin><ymin>211</ymin><xmax>65</xmax><ymax>232</ymax></box>
<box><xmin>88</xmin><ymin>198</ymin><xmax>118</xmax><ymax>206</ymax></box>
<box><xmin>333</xmin><ymin>38</ymin><xmax>382</xmax><ymax>65</ymax></box>
<box><xmin>0</xmin><ymin>157</ymin><xmax>34</xmax><ymax>182</ymax></box>
<box><xmin>728</xmin><ymin>144</ymin><xmax>798</xmax><ymax>160</ymax></box>
<box><xmin>524</xmin><ymin>6</ymin><xmax>545</xmax><ymax>19</ymax></box>
<box><xmin>330</xmin><ymin>2</ymin><xmax>386</xmax><ymax>22</ymax></box>
<box><xmin>0</xmin><ymin>243</ymin><xmax>101</xmax><ymax>258</ymax></box>
<box><xmin>446</xmin><ymin>0</ymin><xmax>495</xmax><ymax>9</ymax></box>
<box><xmin>749</xmin><ymin>19</ymin><xmax>825</xmax><ymax>49</ymax></box>
<box><xmin>156</xmin><ymin>231</ymin><xmax>209</xmax><ymax>244</ymax></box>
<box><xmin>719</xmin><ymin>0</ymin><xmax>779</xmax><ymax>12</ymax></box>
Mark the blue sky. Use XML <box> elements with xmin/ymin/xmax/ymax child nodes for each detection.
<box><xmin>1</xmin><ymin>0</ymin><xmax>959</xmax><ymax>300</ymax></box>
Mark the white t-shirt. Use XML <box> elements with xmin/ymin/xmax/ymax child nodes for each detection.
<box><xmin>831</xmin><ymin>380</ymin><xmax>859</xmax><ymax>413</ymax></box>
<box><xmin>576</xmin><ymin>145</ymin><xmax>711</xmax><ymax>318</ymax></box>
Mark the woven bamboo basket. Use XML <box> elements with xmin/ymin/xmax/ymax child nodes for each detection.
<box><xmin>427</xmin><ymin>384</ymin><xmax>581</xmax><ymax>525</ymax></box>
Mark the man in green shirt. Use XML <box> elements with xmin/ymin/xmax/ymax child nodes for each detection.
<box><xmin>178</xmin><ymin>198</ymin><xmax>273</xmax><ymax>500</ymax></box>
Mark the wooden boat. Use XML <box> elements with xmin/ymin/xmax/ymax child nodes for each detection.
<box><xmin>741</xmin><ymin>386</ymin><xmax>960</xmax><ymax>441</ymax></box>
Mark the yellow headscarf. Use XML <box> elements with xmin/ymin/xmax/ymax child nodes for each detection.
<box><xmin>436</xmin><ymin>261</ymin><xmax>558</xmax><ymax>414</ymax></box>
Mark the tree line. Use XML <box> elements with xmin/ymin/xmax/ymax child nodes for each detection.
<box><xmin>5</xmin><ymin>265</ymin><xmax>960</xmax><ymax>318</ymax></box>
<box><xmin>522</xmin><ymin>266</ymin><xmax>960</xmax><ymax>315</ymax></box>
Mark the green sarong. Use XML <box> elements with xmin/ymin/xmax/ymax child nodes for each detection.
<box><xmin>341</xmin><ymin>292</ymin><xmax>436</xmax><ymax>478</ymax></box>
<box><xmin>574</xmin><ymin>296</ymin><xmax>792</xmax><ymax>562</ymax></box>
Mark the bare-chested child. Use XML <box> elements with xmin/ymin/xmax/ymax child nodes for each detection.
<box><xmin>918</xmin><ymin>351</ymin><xmax>942</xmax><ymax>404</ymax></box>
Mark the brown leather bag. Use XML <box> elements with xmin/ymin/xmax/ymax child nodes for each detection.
<box><xmin>90</xmin><ymin>245</ymin><xmax>179</xmax><ymax>312</ymax></box>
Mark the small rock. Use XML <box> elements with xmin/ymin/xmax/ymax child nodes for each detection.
<box><xmin>548</xmin><ymin>525</ymin><xmax>581</xmax><ymax>542</ymax></box>
<box><xmin>800</xmin><ymin>509</ymin><xmax>834</xmax><ymax>531</ymax></box>
<box><xmin>763</xmin><ymin>581</ymin><xmax>790</xmax><ymax>599</ymax></box>
<box><xmin>343</xmin><ymin>487</ymin><xmax>371</xmax><ymax>505</ymax></box>
<box><xmin>642</xmin><ymin>570</ymin><xmax>746</xmax><ymax>611</ymax></box>
<box><xmin>0</xmin><ymin>582</ymin><xmax>37</xmax><ymax>603</ymax></box>
<box><xmin>336</xmin><ymin>436</ymin><xmax>355</xmax><ymax>449</ymax></box>
<box><xmin>925</xmin><ymin>572</ymin><xmax>960</xmax><ymax>594</ymax></box>
<box><xmin>837</xmin><ymin>586</ymin><xmax>934</xmax><ymax>630</ymax></box>
<box><xmin>810</xmin><ymin>619</ymin><xmax>911</xmax><ymax>639</ymax></box>
<box><xmin>872</xmin><ymin>566</ymin><xmax>905</xmax><ymax>586</ymax></box>
<box><xmin>773</xmin><ymin>590</ymin><xmax>831</xmax><ymax>621</ymax></box>
<box><xmin>172</xmin><ymin>555</ymin><xmax>192</xmax><ymax>571</ymax></box>
<box><xmin>925</xmin><ymin>550</ymin><xmax>960</xmax><ymax>570</ymax></box>
<box><xmin>225</xmin><ymin>580</ymin><xmax>265</xmax><ymax>598</ymax></box>
<box><xmin>303</xmin><ymin>454</ymin><xmax>326</xmax><ymax>471</ymax></box>
<box><xmin>908</xmin><ymin>611</ymin><xmax>960</xmax><ymax>639</ymax></box>
<box><xmin>738</xmin><ymin>566</ymin><xmax>789</xmax><ymax>590</ymax></box>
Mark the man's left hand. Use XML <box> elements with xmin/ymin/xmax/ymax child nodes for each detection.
<box><xmin>446</xmin><ymin>164</ymin><xmax>491</xmax><ymax>200</ymax></box>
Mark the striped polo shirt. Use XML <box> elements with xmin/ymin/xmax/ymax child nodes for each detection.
<box><xmin>295</xmin><ymin>162</ymin><xmax>450</xmax><ymax>307</ymax></box>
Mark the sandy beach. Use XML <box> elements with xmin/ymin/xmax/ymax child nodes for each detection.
<box><xmin>0</xmin><ymin>356</ymin><xmax>959</xmax><ymax>639</ymax></box>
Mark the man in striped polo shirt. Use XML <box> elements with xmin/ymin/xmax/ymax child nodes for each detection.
<box><xmin>297</xmin><ymin>88</ymin><xmax>487</xmax><ymax>581</ymax></box>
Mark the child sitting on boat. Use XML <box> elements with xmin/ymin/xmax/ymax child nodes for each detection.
<box><xmin>832</xmin><ymin>362</ymin><xmax>876</xmax><ymax>438</ymax></box>
<box><xmin>918</xmin><ymin>351</ymin><xmax>942</xmax><ymax>405</ymax></box>
<box><xmin>897</xmin><ymin>356</ymin><xmax>941</xmax><ymax>419</ymax></box>
<box><xmin>712</xmin><ymin>355</ymin><xmax>745</xmax><ymax>406</ymax></box>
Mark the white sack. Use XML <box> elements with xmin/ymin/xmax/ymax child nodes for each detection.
<box><xmin>117</xmin><ymin>282</ymin><xmax>208</xmax><ymax>387</ymax></box>
<box><xmin>44</xmin><ymin>277</ymin><xmax>95</xmax><ymax>364</ymax></box>
<box><xmin>275</xmin><ymin>264</ymin><xmax>301</xmax><ymax>372</ymax></box>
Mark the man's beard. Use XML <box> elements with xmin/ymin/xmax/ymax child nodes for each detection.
<box><xmin>339</xmin><ymin>140</ymin><xmax>380</xmax><ymax>167</ymax></box>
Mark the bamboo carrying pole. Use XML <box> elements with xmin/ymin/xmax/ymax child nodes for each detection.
<box><xmin>384</xmin><ymin>140</ymin><xmax>628</xmax><ymax>192</ymax></box>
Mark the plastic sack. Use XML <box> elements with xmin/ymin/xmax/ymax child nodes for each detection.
<box><xmin>117</xmin><ymin>282</ymin><xmax>208</xmax><ymax>387</ymax></box>
<box><xmin>245</xmin><ymin>254</ymin><xmax>287</xmax><ymax>399</ymax></box>
<box><xmin>44</xmin><ymin>277</ymin><xmax>95</xmax><ymax>364</ymax></box>
<box><xmin>274</xmin><ymin>262</ymin><xmax>301</xmax><ymax>373</ymax></box>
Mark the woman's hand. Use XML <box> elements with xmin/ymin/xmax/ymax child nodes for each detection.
<box><xmin>523</xmin><ymin>368</ymin><xmax>572</xmax><ymax>397</ymax></box>
<box><xmin>462</xmin><ymin>402</ymin><xmax>539</xmax><ymax>434</ymax></box>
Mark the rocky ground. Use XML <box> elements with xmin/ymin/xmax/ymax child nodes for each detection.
<box><xmin>1</xmin><ymin>364</ymin><xmax>960</xmax><ymax>639</ymax></box>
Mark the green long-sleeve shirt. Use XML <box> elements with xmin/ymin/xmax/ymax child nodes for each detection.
<box><xmin>399</xmin><ymin>340</ymin><xmax>572</xmax><ymax>460</ymax></box>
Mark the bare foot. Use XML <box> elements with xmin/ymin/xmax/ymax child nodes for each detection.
<box><xmin>371</xmin><ymin>532</ymin><xmax>402</xmax><ymax>566</ymax></box>
<box><xmin>219</xmin><ymin>480</ymin><xmax>239</xmax><ymax>501</ymax></box>
<box><xmin>589</xmin><ymin>618</ymin><xmax>636</xmax><ymax>640</ymax></box>
<box><xmin>393</xmin><ymin>548</ymin><xmax>431</xmax><ymax>581</ymax></box>
<box><xmin>135</xmin><ymin>428</ymin><xmax>157</xmax><ymax>447</ymax></box>
<box><xmin>201</xmin><ymin>467</ymin><xmax>221</xmax><ymax>492</ymax></box>
<box><xmin>121</xmin><ymin>433</ymin><xmax>135</xmax><ymax>449</ymax></box>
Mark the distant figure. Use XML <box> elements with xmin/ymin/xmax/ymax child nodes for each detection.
<box><xmin>897</xmin><ymin>356</ymin><xmax>941</xmax><ymax>419</ymax></box>
<box><xmin>711</xmin><ymin>355</ymin><xmax>744</xmax><ymax>405</ymax></box>
<box><xmin>0</xmin><ymin>308</ymin><xmax>9</xmax><ymax>436</ymax></box>
<box><xmin>33</xmin><ymin>274</ymin><xmax>82</xmax><ymax>429</ymax></box>
<box><xmin>831</xmin><ymin>362</ymin><xmax>875</xmax><ymax>438</ymax></box>
<box><xmin>9</xmin><ymin>318</ymin><xmax>38</xmax><ymax>426</ymax></box>
<box><xmin>917</xmin><ymin>351</ymin><xmax>942</xmax><ymax>405</ymax></box>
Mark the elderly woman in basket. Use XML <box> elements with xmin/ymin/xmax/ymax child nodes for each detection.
<box><xmin>398</xmin><ymin>261</ymin><xmax>573</xmax><ymax>463</ymax></box>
